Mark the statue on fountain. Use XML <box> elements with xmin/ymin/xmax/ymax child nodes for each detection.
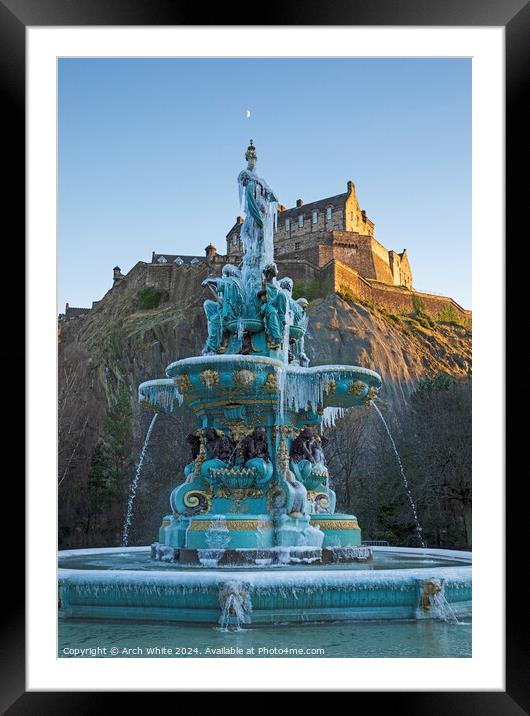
<box><xmin>258</xmin><ymin>263</ymin><xmax>289</xmax><ymax>350</ymax></box>
<box><xmin>278</xmin><ymin>277</ymin><xmax>310</xmax><ymax>366</ymax></box>
<box><xmin>202</xmin><ymin>264</ymin><xmax>243</xmax><ymax>354</ymax></box>
<box><xmin>290</xmin><ymin>428</ymin><xmax>329</xmax><ymax>490</ymax></box>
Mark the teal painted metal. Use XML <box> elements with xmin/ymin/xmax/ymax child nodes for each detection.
<box><xmin>58</xmin><ymin>548</ymin><xmax>472</xmax><ymax>624</ymax></box>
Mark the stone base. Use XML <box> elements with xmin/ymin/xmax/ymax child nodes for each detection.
<box><xmin>151</xmin><ymin>542</ymin><xmax>372</xmax><ymax>566</ymax></box>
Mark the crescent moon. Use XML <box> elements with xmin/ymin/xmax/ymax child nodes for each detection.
<box><xmin>246</xmin><ymin>110</ymin><xmax>251</xmax><ymax>118</ymax></box>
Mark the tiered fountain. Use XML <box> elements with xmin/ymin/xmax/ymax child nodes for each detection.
<box><xmin>58</xmin><ymin>142</ymin><xmax>471</xmax><ymax>626</ymax></box>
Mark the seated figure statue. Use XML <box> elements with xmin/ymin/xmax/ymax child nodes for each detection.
<box><xmin>258</xmin><ymin>263</ymin><xmax>288</xmax><ymax>350</ymax></box>
<box><xmin>200</xmin><ymin>428</ymin><xmax>237</xmax><ymax>480</ymax></box>
<box><xmin>289</xmin><ymin>428</ymin><xmax>329</xmax><ymax>488</ymax></box>
<box><xmin>202</xmin><ymin>264</ymin><xmax>243</xmax><ymax>354</ymax></box>
<box><xmin>241</xmin><ymin>427</ymin><xmax>273</xmax><ymax>487</ymax></box>
<box><xmin>278</xmin><ymin>277</ymin><xmax>310</xmax><ymax>366</ymax></box>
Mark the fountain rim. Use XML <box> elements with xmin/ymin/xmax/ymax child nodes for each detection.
<box><xmin>164</xmin><ymin>353</ymin><xmax>383</xmax><ymax>385</ymax></box>
<box><xmin>58</xmin><ymin>545</ymin><xmax>472</xmax><ymax>571</ymax></box>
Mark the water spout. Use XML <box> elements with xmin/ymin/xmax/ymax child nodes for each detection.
<box><xmin>371</xmin><ymin>402</ymin><xmax>426</xmax><ymax>548</ymax></box>
<box><xmin>122</xmin><ymin>413</ymin><xmax>158</xmax><ymax>547</ymax></box>
<box><xmin>218</xmin><ymin>581</ymin><xmax>252</xmax><ymax>631</ymax></box>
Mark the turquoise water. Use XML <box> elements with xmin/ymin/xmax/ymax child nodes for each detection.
<box><xmin>58</xmin><ymin>618</ymin><xmax>471</xmax><ymax>658</ymax></box>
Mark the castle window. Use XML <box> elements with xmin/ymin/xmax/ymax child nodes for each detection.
<box><xmin>295</xmin><ymin>242</ymin><xmax>301</xmax><ymax>251</ymax></box>
<box><xmin>157</xmin><ymin>256</ymin><xmax>168</xmax><ymax>263</ymax></box>
<box><xmin>285</xmin><ymin>218</ymin><xmax>290</xmax><ymax>232</ymax></box>
<box><xmin>174</xmin><ymin>257</ymin><xmax>184</xmax><ymax>265</ymax></box>
<box><xmin>326</xmin><ymin>207</ymin><xmax>332</xmax><ymax>221</ymax></box>
<box><xmin>298</xmin><ymin>214</ymin><xmax>304</xmax><ymax>228</ymax></box>
<box><xmin>312</xmin><ymin>210</ymin><xmax>318</xmax><ymax>224</ymax></box>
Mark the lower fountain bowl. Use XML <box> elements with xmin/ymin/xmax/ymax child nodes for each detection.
<box><xmin>58</xmin><ymin>546</ymin><xmax>472</xmax><ymax>625</ymax></box>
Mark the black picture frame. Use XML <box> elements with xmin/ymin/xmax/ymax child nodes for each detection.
<box><xmin>5</xmin><ymin>0</ymin><xmax>526</xmax><ymax>709</ymax></box>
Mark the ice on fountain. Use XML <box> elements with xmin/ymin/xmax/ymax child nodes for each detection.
<box><xmin>198</xmin><ymin>516</ymin><xmax>231</xmax><ymax>567</ymax></box>
<box><xmin>321</xmin><ymin>407</ymin><xmax>345</xmax><ymax>429</ymax></box>
<box><xmin>237</xmin><ymin>166</ymin><xmax>277</xmax><ymax>313</ymax></box>
<box><xmin>138</xmin><ymin>382</ymin><xmax>184</xmax><ymax>413</ymax></box>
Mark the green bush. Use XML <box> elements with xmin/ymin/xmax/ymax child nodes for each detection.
<box><xmin>412</xmin><ymin>293</ymin><xmax>425</xmax><ymax>314</ymax></box>
<box><xmin>292</xmin><ymin>277</ymin><xmax>332</xmax><ymax>302</ymax></box>
<box><xmin>137</xmin><ymin>287</ymin><xmax>161</xmax><ymax>310</ymax></box>
<box><xmin>437</xmin><ymin>304</ymin><xmax>462</xmax><ymax>325</ymax></box>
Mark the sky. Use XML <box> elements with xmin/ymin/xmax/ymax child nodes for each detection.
<box><xmin>58</xmin><ymin>58</ymin><xmax>471</xmax><ymax>310</ymax></box>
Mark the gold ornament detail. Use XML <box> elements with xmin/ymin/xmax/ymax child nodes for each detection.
<box><xmin>349</xmin><ymin>380</ymin><xmax>367</xmax><ymax>396</ymax></box>
<box><xmin>420</xmin><ymin>578</ymin><xmax>442</xmax><ymax>610</ymax></box>
<box><xmin>263</xmin><ymin>372</ymin><xmax>278</xmax><ymax>391</ymax></box>
<box><xmin>189</xmin><ymin>519</ymin><xmax>273</xmax><ymax>531</ymax></box>
<box><xmin>274</xmin><ymin>425</ymin><xmax>292</xmax><ymax>475</ymax></box>
<box><xmin>233</xmin><ymin>369</ymin><xmax>256</xmax><ymax>387</ymax></box>
<box><xmin>362</xmin><ymin>386</ymin><xmax>379</xmax><ymax>404</ymax></box>
<box><xmin>310</xmin><ymin>518</ymin><xmax>359</xmax><ymax>530</ymax></box>
<box><xmin>227</xmin><ymin>421</ymin><xmax>255</xmax><ymax>445</ymax></box>
<box><xmin>194</xmin><ymin>431</ymin><xmax>207</xmax><ymax>474</ymax></box>
<box><xmin>307</xmin><ymin>491</ymin><xmax>329</xmax><ymax>504</ymax></box>
<box><xmin>199</xmin><ymin>369</ymin><xmax>219</xmax><ymax>388</ymax></box>
<box><xmin>214</xmin><ymin>486</ymin><xmax>264</xmax><ymax>501</ymax></box>
<box><xmin>325</xmin><ymin>380</ymin><xmax>336</xmax><ymax>394</ymax></box>
<box><xmin>176</xmin><ymin>374</ymin><xmax>193</xmax><ymax>393</ymax></box>
<box><xmin>160</xmin><ymin>519</ymin><xmax>171</xmax><ymax>529</ymax></box>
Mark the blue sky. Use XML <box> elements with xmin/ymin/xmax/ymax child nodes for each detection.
<box><xmin>58</xmin><ymin>58</ymin><xmax>471</xmax><ymax>310</ymax></box>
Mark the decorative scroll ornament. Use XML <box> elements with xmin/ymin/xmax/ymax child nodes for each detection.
<box><xmin>183</xmin><ymin>490</ymin><xmax>212</xmax><ymax>515</ymax></box>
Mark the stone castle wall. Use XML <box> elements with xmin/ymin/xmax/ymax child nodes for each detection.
<box><xmin>332</xmin><ymin>261</ymin><xmax>470</xmax><ymax>322</ymax></box>
<box><xmin>81</xmin><ymin>256</ymin><xmax>469</xmax><ymax>327</ymax></box>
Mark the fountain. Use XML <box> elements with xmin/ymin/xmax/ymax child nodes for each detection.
<box><xmin>58</xmin><ymin>141</ymin><xmax>471</xmax><ymax>627</ymax></box>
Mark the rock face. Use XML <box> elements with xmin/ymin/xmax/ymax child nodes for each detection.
<box><xmin>57</xmin><ymin>281</ymin><xmax>471</xmax><ymax>547</ymax></box>
<box><xmin>306</xmin><ymin>296</ymin><xmax>471</xmax><ymax>411</ymax></box>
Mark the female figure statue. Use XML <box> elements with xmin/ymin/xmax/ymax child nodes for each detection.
<box><xmin>237</xmin><ymin>140</ymin><xmax>278</xmax><ymax>313</ymax></box>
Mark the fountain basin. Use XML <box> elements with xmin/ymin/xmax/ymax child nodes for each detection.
<box><xmin>58</xmin><ymin>546</ymin><xmax>471</xmax><ymax>625</ymax></box>
<box><xmin>138</xmin><ymin>355</ymin><xmax>382</xmax><ymax>417</ymax></box>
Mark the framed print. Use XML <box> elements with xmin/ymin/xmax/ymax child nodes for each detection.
<box><xmin>4</xmin><ymin>0</ymin><xmax>526</xmax><ymax>708</ymax></box>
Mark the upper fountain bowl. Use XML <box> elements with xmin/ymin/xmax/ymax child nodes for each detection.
<box><xmin>138</xmin><ymin>354</ymin><xmax>382</xmax><ymax>418</ymax></box>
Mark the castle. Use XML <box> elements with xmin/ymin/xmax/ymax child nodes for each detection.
<box><xmin>225</xmin><ymin>181</ymin><xmax>412</xmax><ymax>290</ymax></box>
<box><xmin>60</xmin><ymin>180</ymin><xmax>470</xmax><ymax>325</ymax></box>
